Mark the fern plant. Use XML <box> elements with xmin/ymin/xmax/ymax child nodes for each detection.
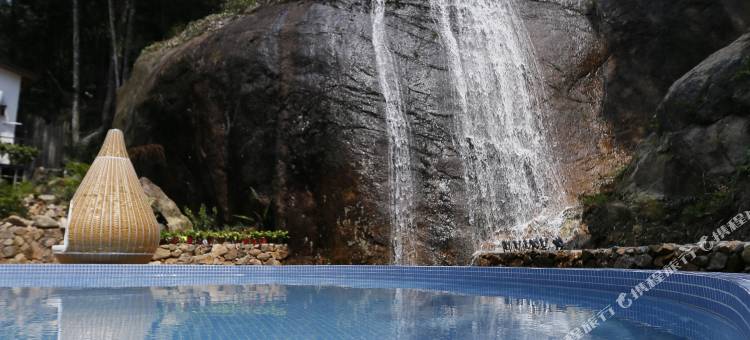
<box><xmin>183</xmin><ymin>204</ymin><xmax>218</xmax><ymax>230</ymax></box>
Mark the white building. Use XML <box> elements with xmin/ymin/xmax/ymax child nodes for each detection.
<box><xmin>0</xmin><ymin>60</ymin><xmax>32</xmax><ymax>165</ymax></box>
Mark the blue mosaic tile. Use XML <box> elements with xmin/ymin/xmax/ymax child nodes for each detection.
<box><xmin>0</xmin><ymin>265</ymin><xmax>747</xmax><ymax>339</ymax></box>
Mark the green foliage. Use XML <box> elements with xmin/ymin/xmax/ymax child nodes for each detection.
<box><xmin>737</xmin><ymin>148</ymin><xmax>750</xmax><ymax>177</ymax></box>
<box><xmin>635</xmin><ymin>198</ymin><xmax>666</xmax><ymax>221</ymax></box>
<box><xmin>0</xmin><ymin>181</ymin><xmax>34</xmax><ymax>217</ymax></box>
<box><xmin>221</xmin><ymin>0</ymin><xmax>257</xmax><ymax>14</ymax></box>
<box><xmin>225</xmin><ymin>187</ymin><xmax>275</xmax><ymax>229</ymax></box>
<box><xmin>142</xmin><ymin>0</ymin><xmax>279</xmax><ymax>54</ymax></box>
<box><xmin>0</xmin><ymin>143</ymin><xmax>39</xmax><ymax>165</ymax></box>
<box><xmin>579</xmin><ymin>192</ymin><xmax>612</xmax><ymax>208</ymax></box>
<box><xmin>160</xmin><ymin>229</ymin><xmax>289</xmax><ymax>243</ymax></box>
<box><xmin>143</xmin><ymin>12</ymin><xmax>235</xmax><ymax>54</ymax></box>
<box><xmin>681</xmin><ymin>186</ymin><xmax>734</xmax><ymax>222</ymax></box>
<box><xmin>183</xmin><ymin>204</ymin><xmax>218</xmax><ymax>230</ymax></box>
<box><xmin>45</xmin><ymin>162</ymin><xmax>90</xmax><ymax>201</ymax></box>
<box><xmin>732</xmin><ymin>58</ymin><xmax>750</xmax><ymax>81</ymax></box>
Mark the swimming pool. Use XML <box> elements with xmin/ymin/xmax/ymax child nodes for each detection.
<box><xmin>0</xmin><ymin>265</ymin><xmax>748</xmax><ymax>339</ymax></box>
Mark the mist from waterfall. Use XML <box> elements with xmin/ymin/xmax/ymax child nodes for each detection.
<box><xmin>371</xmin><ymin>0</ymin><xmax>417</xmax><ymax>264</ymax></box>
<box><xmin>430</xmin><ymin>0</ymin><xmax>568</xmax><ymax>250</ymax></box>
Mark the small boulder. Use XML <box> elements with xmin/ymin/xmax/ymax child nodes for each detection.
<box><xmin>660</xmin><ymin>243</ymin><xmax>677</xmax><ymax>254</ymax></box>
<box><xmin>725</xmin><ymin>254</ymin><xmax>744</xmax><ymax>272</ymax></box>
<box><xmin>716</xmin><ymin>242</ymin><xmax>734</xmax><ymax>253</ymax></box>
<box><xmin>140</xmin><ymin>177</ymin><xmax>193</xmax><ymax>231</ymax></box>
<box><xmin>33</xmin><ymin>216</ymin><xmax>59</xmax><ymax>229</ymax></box>
<box><xmin>275</xmin><ymin>247</ymin><xmax>289</xmax><ymax>260</ymax></box>
<box><xmin>11</xmin><ymin>226</ymin><xmax>28</xmax><ymax>235</ymax></box>
<box><xmin>38</xmin><ymin>194</ymin><xmax>57</xmax><ymax>203</ymax></box>
<box><xmin>31</xmin><ymin>242</ymin><xmax>47</xmax><ymax>260</ymax></box>
<box><xmin>27</xmin><ymin>228</ymin><xmax>43</xmax><ymax>241</ymax></box>
<box><xmin>211</xmin><ymin>244</ymin><xmax>229</xmax><ymax>257</ymax></box>
<box><xmin>264</xmin><ymin>258</ymin><xmax>281</xmax><ymax>266</ymax></box>
<box><xmin>694</xmin><ymin>255</ymin><xmax>710</xmax><ymax>267</ymax></box>
<box><xmin>43</xmin><ymin>238</ymin><xmax>59</xmax><ymax>247</ymax></box>
<box><xmin>224</xmin><ymin>248</ymin><xmax>239</xmax><ymax>261</ymax></box>
<box><xmin>2</xmin><ymin>246</ymin><xmax>17</xmax><ymax>258</ymax></box>
<box><xmin>633</xmin><ymin>254</ymin><xmax>653</xmax><ymax>268</ymax></box>
<box><xmin>257</xmin><ymin>252</ymin><xmax>271</xmax><ymax>261</ymax></box>
<box><xmin>177</xmin><ymin>254</ymin><xmax>192</xmax><ymax>263</ymax></box>
<box><xmin>4</xmin><ymin>215</ymin><xmax>32</xmax><ymax>227</ymax></box>
<box><xmin>192</xmin><ymin>254</ymin><xmax>214</xmax><ymax>265</ymax></box>
<box><xmin>179</xmin><ymin>244</ymin><xmax>196</xmax><ymax>253</ymax></box>
<box><xmin>707</xmin><ymin>252</ymin><xmax>728</xmax><ymax>271</ymax></box>
<box><xmin>153</xmin><ymin>247</ymin><xmax>172</xmax><ymax>260</ymax></box>
<box><xmin>613</xmin><ymin>256</ymin><xmax>637</xmax><ymax>269</ymax></box>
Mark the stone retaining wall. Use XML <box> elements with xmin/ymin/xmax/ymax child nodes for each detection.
<box><xmin>0</xmin><ymin>219</ymin><xmax>64</xmax><ymax>264</ymax></box>
<box><xmin>473</xmin><ymin>241</ymin><xmax>750</xmax><ymax>273</ymax></box>
<box><xmin>151</xmin><ymin>243</ymin><xmax>288</xmax><ymax>265</ymax></box>
<box><xmin>1</xmin><ymin>220</ymin><xmax>288</xmax><ymax>265</ymax></box>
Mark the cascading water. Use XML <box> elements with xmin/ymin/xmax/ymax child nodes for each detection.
<box><xmin>429</xmin><ymin>0</ymin><xmax>568</xmax><ymax>250</ymax></box>
<box><xmin>371</xmin><ymin>0</ymin><xmax>417</xmax><ymax>264</ymax></box>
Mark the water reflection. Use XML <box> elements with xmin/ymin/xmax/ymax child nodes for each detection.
<box><xmin>0</xmin><ymin>284</ymin><xmax>737</xmax><ymax>339</ymax></box>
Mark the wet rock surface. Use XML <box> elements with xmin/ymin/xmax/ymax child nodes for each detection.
<box><xmin>114</xmin><ymin>0</ymin><xmax>750</xmax><ymax>264</ymax></box>
<box><xmin>585</xmin><ymin>33</ymin><xmax>750</xmax><ymax>247</ymax></box>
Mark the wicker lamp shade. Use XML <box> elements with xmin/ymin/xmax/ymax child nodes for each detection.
<box><xmin>53</xmin><ymin>129</ymin><xmax>160</xmax><ymax>264</ymax></box>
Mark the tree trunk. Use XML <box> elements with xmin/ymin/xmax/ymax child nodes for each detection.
<box><xmin>99</xmin><ymin>59</ymin><xmax>115</xmax><ymax>134</ymax></box>
<box><xmin>121</xmin><ymin>0</ymin><xmax>136</xmax><ymax>82</ymax></box>
<box><xmin>71</xmin><ymin>0</ymin><xmax>80</xmax><ymax>144</ymax></box>
<box><xmin>107</xmin><ymin>0</ymin><xmax>120</xmax><ymax>89</ymax></box>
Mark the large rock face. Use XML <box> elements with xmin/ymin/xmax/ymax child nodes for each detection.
<box><xmin>595</xmin><ymin>0</ymin><xmax>750</xmax><ymax>147</ymax></box>
<box><xmin>585</xmin><ymin>33</ymin><xmax>750</xmax><ymax>247</ymax></box>
<box><xmin>115</xmin><ymin>0</ymin><xmax>750</xmax><ymax>263</ymax></box>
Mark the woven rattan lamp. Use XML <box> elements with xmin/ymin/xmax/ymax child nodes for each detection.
<box><xmin>53</xmin><ymin>129</ymin><xmax>159</xmax><ymax>264</ymax></box>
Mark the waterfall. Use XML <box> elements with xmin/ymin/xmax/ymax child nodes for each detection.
<box><xmin>430</xmin><ymin>0</ymin><xmax>568</xmax><ymax>250</ymax></box>
<box><xmin>371</xmin><ymin>0</ymin><xmax>416</xmax><ymax>264</ymax></box>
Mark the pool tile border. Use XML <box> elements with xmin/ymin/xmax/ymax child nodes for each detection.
<box><xmin>0</xmin><ymin>265</ymin><xmax>748</xmax><ymax>337</ymax></box>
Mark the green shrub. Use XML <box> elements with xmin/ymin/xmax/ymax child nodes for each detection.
<box><xmin>44</xmin><ymin>161</ymin><xmax>90</xmax><ymax>201</ymax></box>
<box><xmin>0</xmin><ymin>143</ymin><xmax>39</xmax><ymax>165</ymax></box>
<box><xmin>183</xmin><ymin>204</ymin><xmax>217</xmax><ymax>230</ymax></box>
<box><xmin>0</xmin><ymin>181</ymin><xmax>34</xmax><ymax>217</ymax></box>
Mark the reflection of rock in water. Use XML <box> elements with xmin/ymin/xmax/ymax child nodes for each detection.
<box><xmin>53</xmin><ymin>288</ymin><xmax>156</xmax><ymax>340</ymax></box>
<box><xmin>385</xmin><ymin>288</ymin><xmax>579</xmax><ymax>338</ymax></box>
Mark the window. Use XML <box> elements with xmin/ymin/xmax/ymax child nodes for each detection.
<box><xmin>0</xmin><ymin>90</ymin><xmax>5</xmax><ymax>118</ymax></box>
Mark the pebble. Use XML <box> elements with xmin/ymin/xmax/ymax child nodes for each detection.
<box><xmin>32</xmin><ymin>216</ymin><xmax>59</xmax><ymax>228</ymax></box>
<box><xmin>706</xmin><ymin>252</ymin><xmax>728</xmax><ymax>271</ymax></box>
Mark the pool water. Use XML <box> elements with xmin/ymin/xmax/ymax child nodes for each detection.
<box><xmin>0</xmin><ymin>283</ymin><xmax>742</xmax><ymax>339</ymax></box>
